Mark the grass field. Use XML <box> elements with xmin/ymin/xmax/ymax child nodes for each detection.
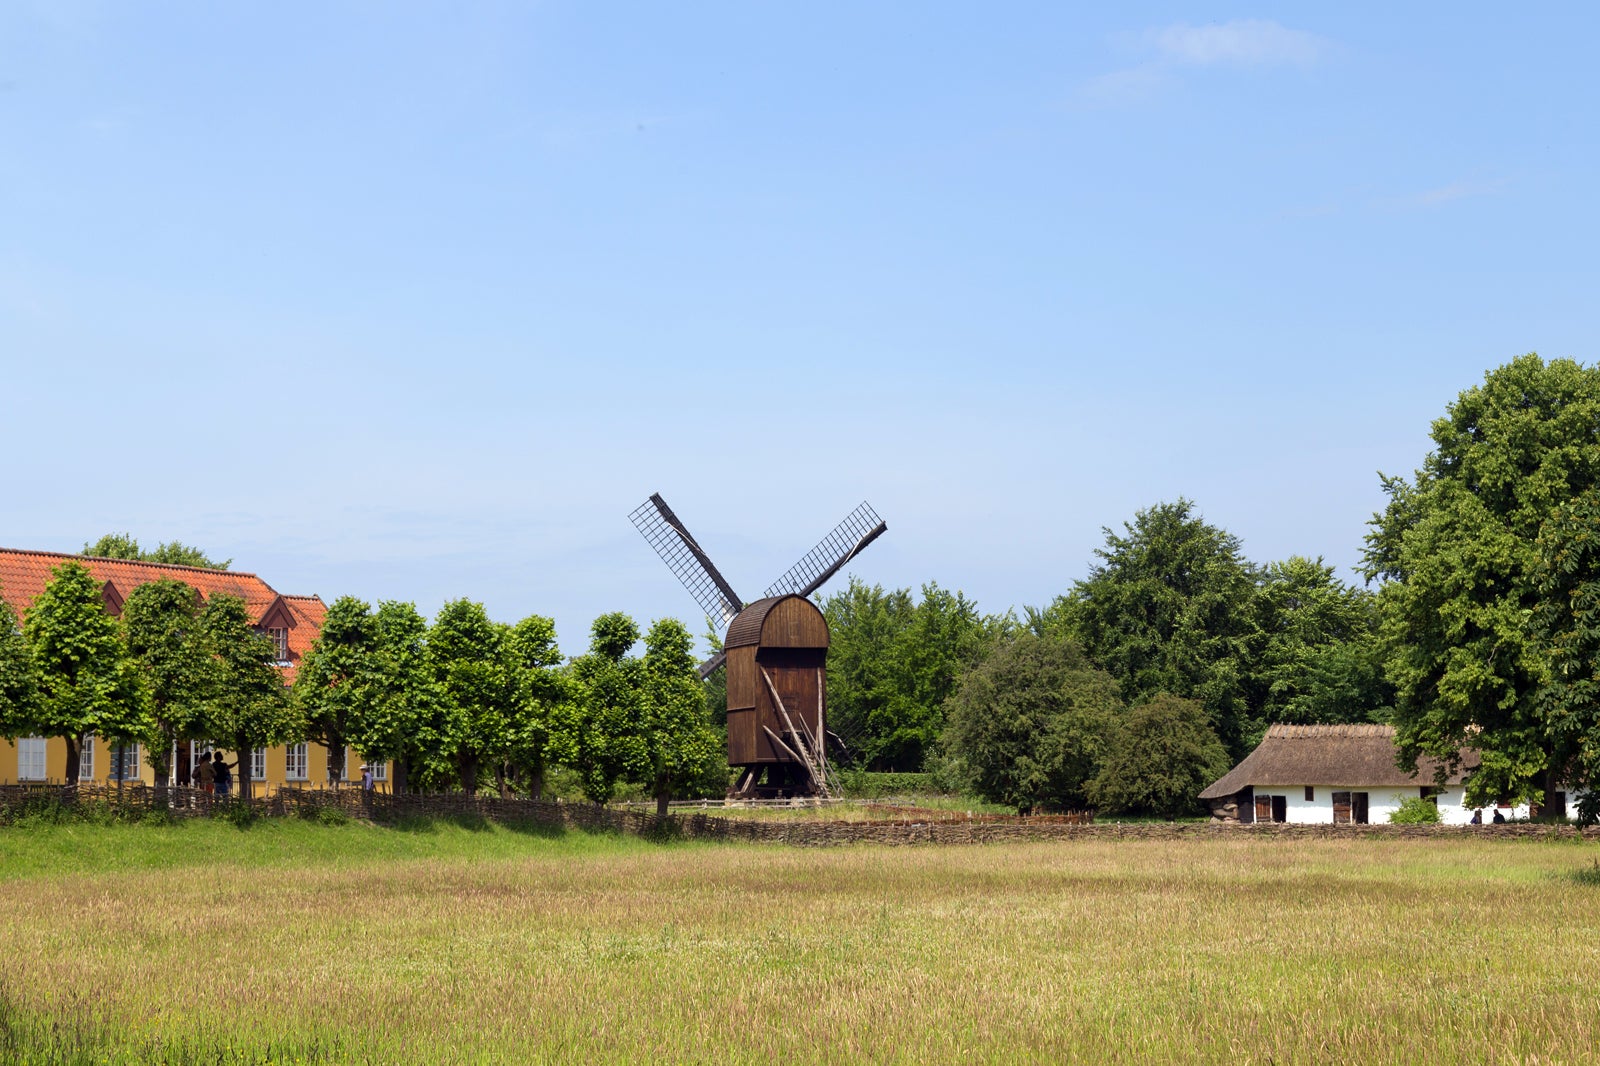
<box><xmin>2</xmin><ymin>818</ymin><xmax>1598</xmax><ymax>1064</ymax></box>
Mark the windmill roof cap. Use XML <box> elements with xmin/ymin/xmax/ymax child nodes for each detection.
<box><xmin>724</xmin><ymin>594</ymin><xmax>828</xmax><ymax>650</ymax></box>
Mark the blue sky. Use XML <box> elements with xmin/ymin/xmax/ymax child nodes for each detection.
<box><xmin>4</xmin><ymin>4</ymin><xmax>1597</xmax><ymax>655</ymax></box>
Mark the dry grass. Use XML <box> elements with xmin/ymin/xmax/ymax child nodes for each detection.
<box><xmin>2</xmin><ymin>820</ymin><xmax>1598</xmax><ymax>1064</ymax></box>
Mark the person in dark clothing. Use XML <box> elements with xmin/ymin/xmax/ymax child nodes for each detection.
<box><xmin>1492</xmin><ymin>808</ymin><xmax>1507</xmax><ymax>823</ymax></box>
<box><xmin>1470</xmin><ymin>809</ymin><xmax>1482</xmax><ymax>825</ymax></box>
<box><xmin>212</xmin><ymin>752</ymin><xmax>237</xmax><ymax>798</ymax></box>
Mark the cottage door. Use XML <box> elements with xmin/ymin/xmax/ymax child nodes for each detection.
<box><xmin>1270</xmin><ymin>795</ymin><xmax>1287</xmax><ymax>823</ymax></box>
<box><xmin>1255</xmin><ymin>796</ymin><xmax>1273</xmax><ymax>822</ymax></box>
<box><xmin>1352</xmin><ymin>792</ymin><xmax>1369</xmax><ymax>825</ymax></box>
<box><xmin>1332</xmin><ymin>791</ymin><xmax>1352</xmax><ymax>824</ymax></box>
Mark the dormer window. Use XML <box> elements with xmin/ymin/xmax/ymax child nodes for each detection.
<box><xmin>268</xmin><ymin>627</ymin><xmax>289</xmax><ymax>662</ymax></box>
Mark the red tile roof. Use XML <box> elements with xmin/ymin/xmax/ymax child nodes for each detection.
<box><xmin>0</xmin><ymin>549</ymin><xmax>326</xmax><ymax>684</ymax></box>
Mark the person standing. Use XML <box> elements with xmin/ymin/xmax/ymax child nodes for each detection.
<box><xmin>194</xmin><ymin>751</ymin><xmax>215</xmax><ymax>795</ymax></box>
<box><xmin>213</xmin><ymin>751</ymin><xmax>237</xmax><ymax>799</ymax></box>
<box><xmin>360</xmin><ymin>763</ymin><xmax>374</xmax><ymax>793</ymax></box>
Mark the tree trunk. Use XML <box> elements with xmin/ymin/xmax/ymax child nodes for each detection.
<box><xmin>326</xmin><ymin>737</ymin><xmax>345</xmax><ymax>786</ymax></box>
<box><xmin>495</xmin><ymin>762</ymin><xmax>510</xmax><ymax>799</ymax></box>
<box><xmin>529</xmin><ymin>763</ymin><xmax>544</xmax><ymax>802</ymax></box>
<box><xmin>63</xmin><ymin>736</ymin><xmax>81</xmax><ymax>786</ymax></box>
<box><xmin>234</xmin><ymin>736</ymin><xmax>253</xmax><ymax>802</ymax></box>
<box><xmin>148</xmin><ymin>737</ymin><xmax>171</xmax><ymax>789</ymax></box>
<box><xmin>393</xmin><ymin>755</ymin><xmax>408</xmax><ymax>796</ymax></box>
<box><xmin>460</xmin><ymin>755</ymin><xmax>478</xmax><ymax>796</ymax></box>
<box><xmin>656</xmin><ymin>775</ymin><xmax>670</xmax><ymax>818</ymax></box>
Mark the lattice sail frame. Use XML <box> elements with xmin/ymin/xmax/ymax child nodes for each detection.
<box><xmin>629</xmin><ymin>494</ymin><xmax>744</xmax><ymax>629</ymax></box>
<box><xmin>763</xmin><ymin>502</ymin><xmax>888</xmax><ymax>600</ymax></box>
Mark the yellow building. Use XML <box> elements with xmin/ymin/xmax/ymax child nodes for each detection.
<box><xmin>0</xmin><ymin>548</ymin><xmax>392</xmax><ymax>795</ymax></box>
<box><xmin>0</xmin><ymin>737</ymin><xmax>391</xmax><ymax>795</ymax></box>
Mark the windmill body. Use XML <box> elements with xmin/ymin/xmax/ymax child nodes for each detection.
<box><xmin>629</xmin><ymin>493</ymin><xmax>886</xmax><ymax>799</ymax></box>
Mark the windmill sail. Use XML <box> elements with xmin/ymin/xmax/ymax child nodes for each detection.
<box><xmin>629</xmin><ymin>494</ymin><xmax>744</xmax><ymax>629</ymax></box>
<box><xmin>763</xmin><ymin>502</ymin><xmax>888</xmax><ymax>600</ymax></box>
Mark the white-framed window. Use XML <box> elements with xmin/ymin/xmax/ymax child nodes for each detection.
<box><xmin>18</xmin><ymin>737</ymin><xmax>46</xmax><ymax>781</ymax></box>
<box><xmin>286</xmin><ymin>743</ymin><xmax>308</xmax><ymax>781</ymax></box>
<box><xmin>110</xmin><ymin>743</ymin><xmax>140</xmax><ymax>782</ymax></box>
<box><xmin>79</xmin><ymin>735</ymin><xmax>96</xmax><ymax>781</ymax></box>
<box><xmin>268</xmin><ymin>627</ymin><xmax>289</xmax><ymax>662</ymax></box>
<box><xmin>370</xmin><ymin>758</ymin><xmax>387</xmax><ymax>782</ymax></box>
<box><xmin>251</xmin><ymin>749</ymin><xmax>266</xmax><ymax>781</ymax></box>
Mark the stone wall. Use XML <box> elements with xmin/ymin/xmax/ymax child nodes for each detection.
<box><xmin>4</xmin><ymin>783</ymin><xmax>1598</xmax><ymax>846</ymax></box>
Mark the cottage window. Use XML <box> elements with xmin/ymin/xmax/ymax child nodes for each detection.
<box><xmin>268</xmin><ymin>628</ymin><xmax>289</xmax><ymax>662</ymax></box>
<box><xmin>286</xmin><ymin>743</ymin><xmax>309</xmax><ymax>781</ymax></box>
<box><xmin>110</xmin><ymin>743</ymin><xmax>140</xmax><ymax>782</ymax></box>
<box><xmin>1304</xmin><ymin>786</ymin><xmax>1314</xmax><ymax>801</ymax></box>
<box><xmin>79</xmin><ymin>736</ymin><xmax>95</xmax><ymax>781</ymax></box>
<box><xmin>251</xmin><ymin>749</ymin><xmax>266</xmax><ymax>781</ymax></box>
<box><xmin>369</xmin><ymin>758</ymin><xmax>387</xmax><ymax>782</ymax></box>
<box><xmin>18</xmin><ymin>737</ymin><xmax>47</xmax><ymax>781</ymax></box>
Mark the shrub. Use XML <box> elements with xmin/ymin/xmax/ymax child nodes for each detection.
<box><xmin>317</xmin><ymin>806</ymin><xmax>351</xmax><ymax>827</ymax></box>
<box><xmin>837</xmin><ymin>771</ymin><xmax>941</xmax><ymax>798</ymax></box>
<box><xmin>1389</xmin><ymin>796</ymin><xmax>1441</xmax><ymax>824</ymax></box>
<box><xmin>1088</xmin><ymin>694</ymin><xmax>1232</xmax><ymax>819</ymax></box>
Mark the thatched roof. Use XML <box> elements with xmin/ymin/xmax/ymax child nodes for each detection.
<box><xmin>1198</xmin><ymin>724</ymin><xmax>1473</xmax><ymax>800</ymax></box>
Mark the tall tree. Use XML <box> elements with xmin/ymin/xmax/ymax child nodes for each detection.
<box><xmin>294</xmin><ymin>596</ymin><xmax>380</xmax><ymax>785</ymax></box>
<box><xmin>1251</xmin><ymin>557</ymin><xmax>1391</xmax><ymax>725</ymax></box>
<box><xmin>428</xmin><ymin>600</ymin><xmax>515</xmax><ymax>794</ymax></box>
<box><xmin>121</xmin><ymin>579</ymin><xmax>213</xmax><ymax>788</ymax></box>
<box><xmin>941</xmin><ymin>633</ymin><xmax>1121</xmax><ymax>813</ymax></box>
<box><xmin>0</xmin><ymin>588</ymin><xmax>39</xmax><ymax>741</ymax></box>
<box><xmin>560</xmin><ymin>613</ymin><xmax>645</xmax><ymax>804</ymax></box>
<box><xmin>822</xmin><ymin>580</ymin><xmax>1001</xmax><ymax>771</ymax></box>
<box><xmin>504</xmin><ymin>614</ymin><xmax>568</xmax><ymax>799</ymax></box>
<box><xmin>82</xmin><ymin>534</ymin><xmax>230</xmax><ymax>570</ymax></box>
<box><xmin>357</xmin><ymin>601</ymin><xmax>436</xmax><ymax>794</ymax></box>
<box><xmin>1531</xmin><ymin>492</ymin><xmax>1600</xmax><ymax>819</ymax></box>
<box><xmin>201</xmin><ymin>594</ymin><xmax>300</xmax><ymax>798</ymax></box>
<box><xmin>639</xmin><ymin>618</ymin><xmax>721</xmax><ymax>816</ymax></box>
<box><xmin>1363</xmin><ymin>354</ymin><xmax>1600</xmax><ymax>805</ymax></box>
<box><xmin>1051</xmin><ymin>499</ymin><xmax>1261</xmax><ymax>757</ymax></box>
<box><xmin>24</xmin><ymin>563</ymin><xmax>148</xmax><ymax>784</ymax></box>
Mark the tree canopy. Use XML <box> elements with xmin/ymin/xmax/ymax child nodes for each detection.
<box><xmin>201</xmin><ymin>594</ymin><xmax>300</xmax><ymax>796</ymax></box>
<box><xmin>821</xmin><ymin>579</ymin><xmax>1003</xmax><ymax>772</ymax></box>
<box><xmin>1363</xmin><ymin>354</ymin><xmax>1600</xmax><ymax>805</ymax></box>
<box><xmin>940</xmin><ymin>633</ymin><xmax>1120</xmax><ymax>813</ymax></box>
<box><xmin>23</xmin><ymin>562</ymin><xmax>148</xmax><ymax>784</ymax></box>
<box><xmin>121</xmin><ymin>578</ymin><xmax>212</xmax><ymax>786</ymax></box>
<box><xmin>1088</xmin><ymin>694</ymin><xmax>1231</xmax><ymax>819</ymax></box>
<box><xmin>82</xmin><ymin>533</ymin><xmax>230</xmax><ymax>570</ymax></box>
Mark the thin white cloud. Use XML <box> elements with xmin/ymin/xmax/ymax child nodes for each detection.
<box><xmin>1153</xmin><ymin>20</ymin><xmax>1327</xmax><ymax>68</ymax></box>
<box><xmin>1077</xmin><ymin>19</ymin><xmax>1330</xmax><ymax>107</ymax></box>
<box><xmin>1413</xmin><ymin>178</ymin><xmax>1508</xmax><ymax>207</ymax></box>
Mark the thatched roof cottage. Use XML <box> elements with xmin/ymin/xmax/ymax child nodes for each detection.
<box><xmin>1199</xmin><ymin>724</ymin><xmax>1541</xmax><ymax>824</ymax></box>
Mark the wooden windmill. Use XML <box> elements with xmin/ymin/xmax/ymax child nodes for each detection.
<box><xmin>629</xmin><ymin>493</ymin><xmax>887</xmax><ymax>799</ymax></box>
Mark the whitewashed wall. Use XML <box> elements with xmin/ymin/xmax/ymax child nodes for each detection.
<box><xmin>1246</xmin><ymin>786</ymin><xmax>1541</xmax><ymax>824</ymax></box>
<box><xmin>1247</xmin><ymin>786</ymin><xmax>1426</xmax><ymax>824</ymax></box>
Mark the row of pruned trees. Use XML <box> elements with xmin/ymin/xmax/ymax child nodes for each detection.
<box><xmin>295</xmin><ymin>599</ymin><xmax>721</xmax><ymax>812</ymax></box>
<box><xmin>0</xmin><ymin>563</ymin><xmax>721</xmax><ymax>813</ymax></box>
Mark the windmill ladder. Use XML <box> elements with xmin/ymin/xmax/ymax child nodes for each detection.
<box><xmin>760</xmin><ymin>665</ymin><xmax>832</xmax><ymax>799</ymax></box>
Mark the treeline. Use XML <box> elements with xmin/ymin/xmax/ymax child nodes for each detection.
<box><xmin>0</xmin><ymin>571</ymin><xmax>721</xmax><ymax>814</ymax></box>
<box><xmin>832</xmin><ymin>354</ymin><xmax>1600</xmax><ymax>821</ymax></box>
<box><xmin>819</xmin><ymin>507</ymin><xmax>1389</xmax><ymax>815</ymax></box>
